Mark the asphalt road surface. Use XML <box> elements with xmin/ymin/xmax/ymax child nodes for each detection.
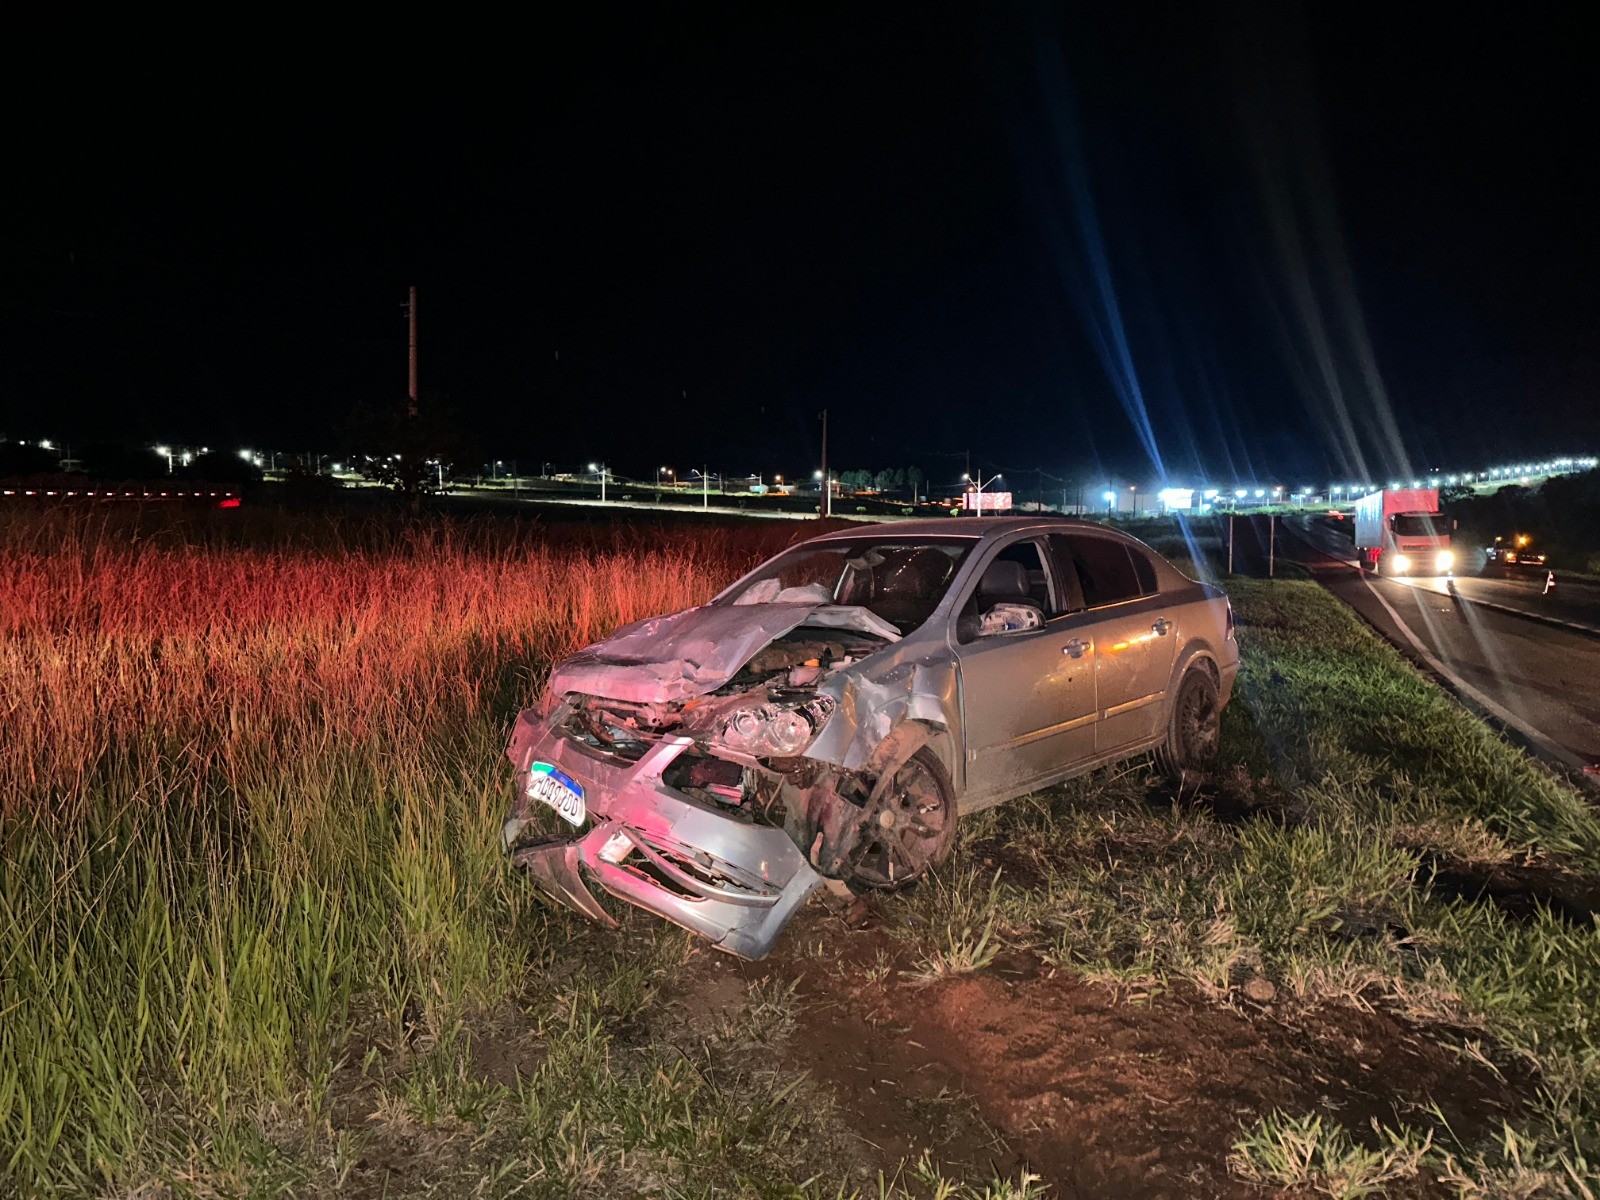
<box><xmin>1279</xmin><ymin>515</ymin><xmax>1600</xmax><ymax>779</ymax></box>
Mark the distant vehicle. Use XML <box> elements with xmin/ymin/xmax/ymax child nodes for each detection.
<box><xmin>500</xmin><ymin>518</ymin><xmax>1238</xmax><ymax>958</ymax></box>
<box><xmin>1483</xmin><ymin>533</ymin><xmax>1548</xmax><ymax>577</ymax></box>
<box><xmin>1353</xmin><ymin>488</ymin><xmax>1454</xmax><ymax>577</ymax></box>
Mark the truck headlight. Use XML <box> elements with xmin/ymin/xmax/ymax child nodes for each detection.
<box><xmin>1392</xmin><ymin>554</ymin><xmax>1412</xmax><ymax>573</ymax></box>
<box><xmin>1435</xmin><ymin>550</ymin><xmax>1454</xmax><ymax>573</ymax></box>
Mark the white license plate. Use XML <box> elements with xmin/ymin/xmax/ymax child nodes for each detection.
<box><xmin>525</xmin><ymin>762</ymin><xmax>586</xmax><ymax>826</ymax></box>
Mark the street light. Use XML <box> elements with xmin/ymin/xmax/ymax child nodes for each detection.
<box><xmin>588</xmin><ymin>462</ymin><xmax>608</xmax><ymax>503</ymax></box>
<box><xmin>154</xmin><ymin>445</ymin><xmax>173</xmax><ymax>474</ymax></box>
<box><xmin>657</xmin><ymin>466</ymin><xmax>674</xmax><ymax>490</ymax></box>
<box><xmin>962</xmin><ymin>471</ymin><xmax>1001</xmax><ymax>516</ymax></box>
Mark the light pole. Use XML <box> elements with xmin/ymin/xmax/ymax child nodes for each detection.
<box><xmin>588</xmin><ymin>462</ymin><xmax>608</xmax><ymax>503</ymax></box>
<box><xmin>154</xmin><ymin>445</ymin><xmax>173</xmax><ymax>474</ymax></box>
<box><xmin>1104</xmin><ymin>488</ymin><xmax>1116</xmax><ymax>515</ymax></box>
<box><xmin>814</xmin><ymin>469</ymin><xmax>832</xmax><ymax>517</ymax></box>
<box><xmin>657</xmin><ymin>466</ymin><xmax>674</xmax><ymax>490</ymax></box>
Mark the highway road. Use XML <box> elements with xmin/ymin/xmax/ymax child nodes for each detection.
<box><xmin>1279</xmin><ymin>515</ymin><xmax>1600</xmax><ymax>780</ymax></box>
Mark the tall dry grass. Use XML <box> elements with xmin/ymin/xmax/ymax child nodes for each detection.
<box><xmin>2</xmin><ymin>509</ymin><xmax>803</xmax><ymax>818</ymax></box>
<box><xmin>0</xmin><ymin>507</ymin><xmax>801</xmax><ymax>1194</ymax></box>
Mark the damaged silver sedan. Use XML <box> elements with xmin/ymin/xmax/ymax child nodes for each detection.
<box><xmin>502</xmin><ymin>517</ymin><xmax>1238</xmax><ymax>958</ymax></box>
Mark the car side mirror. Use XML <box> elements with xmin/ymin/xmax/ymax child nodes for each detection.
<box><xmin>975</xmin><ymin>602</ymin><xmax>1045</xmax><ymax>638</ymax></box>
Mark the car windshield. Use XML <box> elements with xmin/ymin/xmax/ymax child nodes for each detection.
<box><xmin>1392</xmin><ymin>514</ymin><xmax>1443</xmax><ymax>538</ymax></box>
<box><xmin>724</xmin><ymin>537</ymin><xmax>976</xmax><ymax>634</ymax></box>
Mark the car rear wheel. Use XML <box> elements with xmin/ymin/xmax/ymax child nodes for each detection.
<box><xmin>1156</xmin><ymin>667</ymin><xmax>1222</xmax><ymax>781</ymax></box>
<box><xmin>843</xmin><ymin>748</ymin><xmax>957</xmax><ymax>891</ymax></box>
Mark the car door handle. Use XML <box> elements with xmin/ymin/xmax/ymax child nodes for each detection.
<box><xmin>1151</xmin><ymin>619</ymin><xmax>1172</xmax><ymax>636</ymax></box>
<box><xmin>1061</xmin><ymin>638</ymin><xmax>1088</xmax><ymax>658</ymax></box>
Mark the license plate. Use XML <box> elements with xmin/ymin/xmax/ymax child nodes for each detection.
<box><xmin>526</xmin><ymin>762</ymin><xmax>586</xmax><ymax>826</ymax></box>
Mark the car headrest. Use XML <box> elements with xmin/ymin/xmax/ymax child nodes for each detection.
<box><xmin>978</xmin><ymin>559</ymin><xmax>1030</xmax><ymax>601</ymax></box>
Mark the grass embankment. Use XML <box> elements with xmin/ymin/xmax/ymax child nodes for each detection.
<box><xmin>2</xmin><ymin>509</ymin><xmax>1597</xmax><ymax>1197</ymax></box>
<box><xmin>900</xmin><ymin>577</ymin><xmax>1600</xmax><ymax>1196</ymax></box>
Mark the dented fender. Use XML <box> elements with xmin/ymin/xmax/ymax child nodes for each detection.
<box><xmin>804</xmin><ymin>654</ymin><xmax>960</xmax><ymax>779</ymax></box>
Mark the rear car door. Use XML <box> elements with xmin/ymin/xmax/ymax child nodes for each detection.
<box><xmin>1049</xmin><ymin>533</ymin><xmax>1177</xmax><ymax>752</ymax></box>
<box><xmin>951</xmin><ymin>536</ymin><xmax>1098</xmax><ymax>803</ymax></box>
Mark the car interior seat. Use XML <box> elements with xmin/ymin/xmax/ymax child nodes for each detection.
<box><xmin>976</xmin><ymin>559</ymin><xmax>1034</xmax><ymax>614</ymax></box>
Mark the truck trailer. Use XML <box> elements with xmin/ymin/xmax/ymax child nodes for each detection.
<box><xmin>1352</xmin><ymin>488</ymin><xmax>1453</xmax><ymax>576</ymax></box>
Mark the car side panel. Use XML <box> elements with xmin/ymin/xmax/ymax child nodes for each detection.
<box><xmin>1090</xmin><ymin>594</ymin><xmax>1179</xmax><ymax>751</ymax></box>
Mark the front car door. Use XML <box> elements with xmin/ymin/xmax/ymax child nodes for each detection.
<box><xmin>1049</xmin><ymin>532</ymin><xmax>1177</xmax><ymax>752</ymax></box>
<box><xmin>951</xmin><ymin>535</ymin><xmax>1098</xmax><ymax>806</ymax></box>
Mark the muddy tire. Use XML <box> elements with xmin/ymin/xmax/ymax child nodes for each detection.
<box><xmin>843</xmin><ymin>747</ymin><xmax>958</xmax><ymax>891</ymax></box>
<box><xmin>1155</xmin><ymin>667</ymin><xmax>1222</xmax><ymax>782</ymax></box>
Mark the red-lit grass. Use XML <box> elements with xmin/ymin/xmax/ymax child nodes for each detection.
<box><xmin>1</xmin><ymin>509</ymin><xmax>801</xmax><ymax>819</ymax></box>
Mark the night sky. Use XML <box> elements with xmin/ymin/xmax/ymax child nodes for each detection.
<box><xmin>3</xmin><ymin>5</ymin><xmax>1595</xmax><ymax>487</ymax></box>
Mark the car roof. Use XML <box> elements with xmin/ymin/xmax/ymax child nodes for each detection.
<box><xmin>805</xmin><ymin>515</ymin><xmax>1125</xmax><ymax>543</ymax></box>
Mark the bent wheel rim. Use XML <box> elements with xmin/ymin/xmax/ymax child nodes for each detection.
<box><xmin>847</xmin><ymin>756</ymin><xmax>951</xmax><ymax>888</ymax></box>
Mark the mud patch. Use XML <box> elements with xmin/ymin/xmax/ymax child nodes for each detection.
<box><xmin>758</xmin><ymin>918</ymin><xmax>1528</xmax><ymax>1200</ymax></box>
<box><xmin>1142</xmin><ymin>762</ymin><xmax>1302</xmax><ymax>825</ymax></box>
<box><xmin>1416</xmin><ymin>852</ymin><xmax>1600</xmax><ymax>925</ymax></box>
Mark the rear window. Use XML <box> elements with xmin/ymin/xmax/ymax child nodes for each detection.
<box><xmin>1130</xmin><ymin>549</ymin><xmax>1158</xmax><ymax>594</ymax></box>
<box><xmin>1052</xmin><ymin>534</ymin><xmax>1143</xmax><ymax>608</ymax></box>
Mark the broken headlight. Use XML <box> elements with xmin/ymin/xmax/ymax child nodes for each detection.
<box><xmin>718</xmin><ymin>695</ymin><xmax>835</xmax><ymax>757</ymax></box>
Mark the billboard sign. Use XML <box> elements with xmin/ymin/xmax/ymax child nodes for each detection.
<box><xmin>963</xmin><ymin>490</ymin><xmax>1013</xmax><ymax>513</ymax></box>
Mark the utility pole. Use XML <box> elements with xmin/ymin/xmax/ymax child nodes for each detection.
<box><xmin>405</xmin><ymin>286</ymin><xmax>418</xmax><ymax>419</ymax></box>
<box><xmin>818</xmin><ymin>409</ymin><xmax>831</xmax><ymax>518</ymax></box>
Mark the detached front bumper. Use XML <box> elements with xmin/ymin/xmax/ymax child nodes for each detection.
<box><xmin>502</xmin><ymin>709</ymin><xmax>823</xmax><ymax>959</ymax></box>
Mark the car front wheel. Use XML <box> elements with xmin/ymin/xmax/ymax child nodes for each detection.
<box><xmin>1156</xmin><ymin>667</ymin><xmax>1222</xmax><ymax>781</ymax></box>
<box><xmin>842</xmin><ymin>747</ymin><xmax>958</xmax><ymax>890</ymax></box>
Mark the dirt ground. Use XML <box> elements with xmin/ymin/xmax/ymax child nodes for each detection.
<box><xmin>667</xmin><ymin>907</ymin><xmax>1532</xmax><ymax>1200</ymax></box>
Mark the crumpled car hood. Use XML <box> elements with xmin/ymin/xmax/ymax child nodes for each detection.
<box><xmin>547</xmin><ymin>602</ymin><xmax>899</xmax><ymax>705</ymax></box>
